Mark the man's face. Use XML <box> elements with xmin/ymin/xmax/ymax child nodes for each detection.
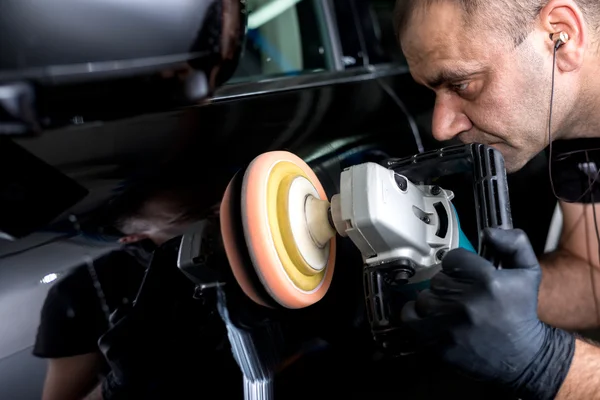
<box><xmin>401</xmin><ymin>3</ymin><xmax>555</xmax><ymax>172</ymax></box>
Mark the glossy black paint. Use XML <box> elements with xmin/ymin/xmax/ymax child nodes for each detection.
<box><xmin>0</xmin><ymin>1</ymin><xmax>558</xmax><ymax>399</ymax></box>
<box><xmin>0</xmin><ymin>0</ymin><xmax>229</xmax><ymax>75</ymax></box>
<box><xmin>14</xmin><ymin>68</ymin><xmax>434</xmax><ymax>219</ymax></box>
<box><xmin>0</xmin><ymin>0</ymin><xmax>246</xmax><ymax>134</ymax></box>
<box><xmin>0</xmin><ymin>138</ymin><xmax>88</xmax><ymax>239</ymax></box>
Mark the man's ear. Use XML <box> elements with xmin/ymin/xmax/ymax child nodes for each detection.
<box><xmin>118</xmin><ymin>234</ymin><xmax>149</xmax><ymax>244</ymax></box>
<box><xmin>539</xmin><ymin>0</ymin><xmax>587</xmax><ymax>72</ymax></box>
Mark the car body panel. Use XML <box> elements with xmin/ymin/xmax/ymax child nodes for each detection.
<box><xmin>0</xmin><ymin>1</ymin><xmax>557</xmax><ymax>398</ymax></box>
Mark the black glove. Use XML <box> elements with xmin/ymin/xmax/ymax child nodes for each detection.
<box><xmin>402</xmin><ymin>228</ymin><xmax>575</xmax><ymax>400</ymax></box>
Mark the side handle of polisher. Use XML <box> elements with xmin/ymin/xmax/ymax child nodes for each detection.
<box><xmin>470</xmin><ymin>144</ymin><xmax>513</xmax><ymax>265</ymax></box>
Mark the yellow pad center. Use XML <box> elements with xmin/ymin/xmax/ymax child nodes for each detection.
<box><xmin>266</xmin><ymin>161</ymin><xmax>326</xmax><ymax>292</ymax></box>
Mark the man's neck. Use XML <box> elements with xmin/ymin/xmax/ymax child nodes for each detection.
<box><xmin>559</xmin><ymin>60</ymin><xmax>600</xmax><ymax>141</ymax></box>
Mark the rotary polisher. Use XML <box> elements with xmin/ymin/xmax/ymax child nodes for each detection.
<box><xmin>218</xmin><ymin>143</ymin><xmax>511</xmax><ymax>302</ymax></box>
<box><xmin>177</xmin><ymin>143</ymin><xmax>512</xmax><ymax>398</ymax></box>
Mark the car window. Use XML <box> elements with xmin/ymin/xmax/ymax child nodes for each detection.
<box><xmin>367</xmin><ymin>0</ymin><xmax>408</xmax><ymax>65</ymax></box>
<box><xmin>229</xmin><ymin>0</ymin><xmax>332</xmax><ymax>83</ymax></box>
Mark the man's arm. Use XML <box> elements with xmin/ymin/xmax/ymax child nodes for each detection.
<box><xmin>556</xmin><ymin>339</ymin><xmax>600</xmax><ymax>399</ymax></box>
<box><xmin>533</xmin><ymin>202</ymin><xmax>600</xmax><ymax>398</ymax></box>
<box><xmin>42</xmin><ymin>352</ymin><xmax>103</xmax><ymax>400</ymax></box>
<box><xmin>539</xmin><ymin>201</ymin><xmax>600</xmax><ymax>329</ymax></box>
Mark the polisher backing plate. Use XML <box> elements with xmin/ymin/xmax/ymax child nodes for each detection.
<box><xmin>279</xmin><ymin>175</ymin><xmax>330</xmax><ymax>274</ymax></box>
<box><xmin>241</xmin><ymin>151</ymin><xmax>336</xmax><ymax>309</ymax></box>
<box><xmin>220</xmin><ymin>170</ymin><xmax>278</xmax><ymax>309</ymax></box>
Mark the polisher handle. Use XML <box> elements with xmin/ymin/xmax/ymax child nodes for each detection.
<box><xmin>384</xmin><ymin>143</ymin><xmax>513</xmax><ymax>259</ymax></box>
<box><xmin>471</xmin><ymin>144</ymin><xmax>513</xmax><ymax>265</ymax></box>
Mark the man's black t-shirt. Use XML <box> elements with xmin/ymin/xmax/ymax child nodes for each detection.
<box><xmin>33</xmin><ymin>249</ymin><xmax>146</xmax><ymax>359</ymax></box>
<box><xmin>550</xmin><ymin>139</ymin><xmax>600</xmax><ymax>203</ymax></box>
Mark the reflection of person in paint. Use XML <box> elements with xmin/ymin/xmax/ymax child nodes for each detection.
<box><xmin>34</xmin><ymin>173</ymin><xmax>231</xmax><ymax>400</ymax></box>
<box><xmin>113</xmin><ymin>183</ymin><xmax>221</xmax><ymax>246</ymax></box>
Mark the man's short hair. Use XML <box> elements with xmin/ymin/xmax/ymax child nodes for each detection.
<box><xmin>394</xmin><ymin>0</ymin><xmax>600</xmax><ymax>46</ymax></box>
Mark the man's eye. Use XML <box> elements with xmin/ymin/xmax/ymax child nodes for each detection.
<box><xmin>452</xmin><ymin>82</ymin><xmax>470</xmax><ymax>92</ymax></box>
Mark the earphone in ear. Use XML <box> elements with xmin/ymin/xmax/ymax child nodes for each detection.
<box><xmin>550</xmin><ymin>32</ymin><xmax>569</xmax><ymax>48</ymax></box>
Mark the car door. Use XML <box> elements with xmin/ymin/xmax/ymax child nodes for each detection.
<box><xmin>0</xmin><ymin>1</ymin><xmax>437</xmax><ymax>398</ymax></box>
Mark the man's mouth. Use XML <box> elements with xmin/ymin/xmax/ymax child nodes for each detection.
<box><xmin>461</xmin><ymin>138</ymin><xmax>509</xmax><ymax>155</ymax></box>
<box><xmin>458</xmin><ymin>131</ymin><xmax>505</xmax><ymax>147</ymax></box>
<box><xmin>458</xmin><ymin>135</ymin><xmax>504</xmax><ymax>148</ymax></box>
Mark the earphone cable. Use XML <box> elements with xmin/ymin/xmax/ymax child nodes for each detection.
<box><xmin>548</xmin><ymin>40</ymin><xmax>600</xmax><ymax>324</ymax></box>
<box><xmin>377</xmin><ymin>79</ymin><xmax>425</xmax><ymax>154</ymax></box>
<box><xmin>586</xmin><ymin>151</ymin><xmax>600</xmax><ymax>325</ymax></box>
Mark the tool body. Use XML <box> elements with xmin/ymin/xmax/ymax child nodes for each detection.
<box><xmin>331</xmin><ymin>162</ymin><xmax>462</xmax><ymax>284</ymax></box>
<box><xmin>176</xmin><ymin>143</ymin><xmax>513</xmax><ymax>397</ymax></box>
<box><xmin>334</xmin><ymin>144</ymin><xmax>513</xmax><ymax>353</ymax></box>
<box><xmin>328</xmin><ymin>162</ymin><xmax>464</xmax><ymax>353</ymax></box>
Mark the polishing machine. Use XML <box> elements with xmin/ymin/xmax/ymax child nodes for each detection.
<box><xmin>177</xmin><ymin>143</ymin><xmax>513</xmax><ymax>399</ymax></box>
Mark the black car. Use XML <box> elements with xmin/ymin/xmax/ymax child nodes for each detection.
<box><xmin>0</xmin><ymin>1</ymin><xmax>557</xmax><ymax>399</ymax></box>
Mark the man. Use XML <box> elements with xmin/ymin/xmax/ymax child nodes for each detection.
<box><xmin>394</xmin><ymin>0</ymin><xmax>600</xmax><ymax>398</ymax></box>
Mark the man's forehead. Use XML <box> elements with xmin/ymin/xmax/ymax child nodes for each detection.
<box><xmin>404</xmin><ymin>40</ymin><xmax>489</xmax><ymax>87</ymax></box>
<box><xmin>400</xmin><ymin>2</ymin><xmax>497</xmax><ymax>86</ymax></box>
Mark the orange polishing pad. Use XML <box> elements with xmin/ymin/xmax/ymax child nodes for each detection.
<box><xmin>220</xmin><ymin>151</ymin><xmax>336</xmax><ymax>309</ymax></box>
<box><xmin>220</xmin><ymin>171</ymin><xmax>276</xmax><ymax>308</ymax></box>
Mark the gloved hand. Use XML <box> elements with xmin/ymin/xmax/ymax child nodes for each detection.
<box><xmin>402</xmin><ymin>228</ymin><xmax>575</xmax><ymax>400</ymax></box>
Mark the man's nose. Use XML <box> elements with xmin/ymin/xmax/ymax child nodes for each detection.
<box><xmin>431</xmin><ymin>94</ymin><xmax>473</xmax><ymax>142</ymax></box>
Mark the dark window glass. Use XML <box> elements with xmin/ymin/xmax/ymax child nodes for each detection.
<box><xmin>366</xmin><ymin>0</ymin><xmax>408</xmax><ymax>65</ymax></box>
<box><xmin>229</xmin><ymin>0</ymin><xmax>332</xmax><ymax>82</ymax></box>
